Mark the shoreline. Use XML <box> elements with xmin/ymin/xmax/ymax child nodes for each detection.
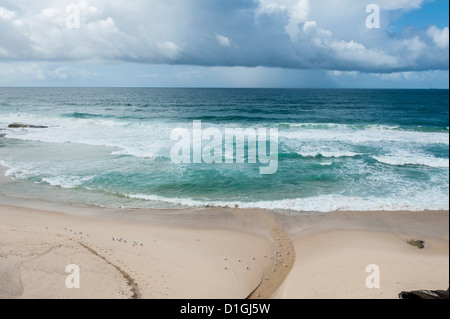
<box><xmin>0</xmin><ymin>195</ymin><xmax>448</xmax><ymax>299</ymax></box>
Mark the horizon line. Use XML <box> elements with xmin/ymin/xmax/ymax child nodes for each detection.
<box><xmin>0</xmin><ymin>86</ymin><xmax>448</xmax><ymax>90</ymax></box>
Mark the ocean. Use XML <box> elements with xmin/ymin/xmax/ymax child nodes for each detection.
<box><xmin>0</xmin><ymin>88</ymin><xmax>448</xmax><ymax>213</ymax></box>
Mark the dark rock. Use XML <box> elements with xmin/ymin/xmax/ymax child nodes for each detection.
<box><xmin>399</xmin><ymin>288</ymin><xmax>449</xmax><ymax>299</ymax></box>
<box><xmin>407</xmin><ymin>239</ymin><xmax>425</xmax><ymax>249</ymax></box>
<box><xmin>8</xmin><ymin>123</ymin><xmax>48</xmax><ymax>129</ymax></box>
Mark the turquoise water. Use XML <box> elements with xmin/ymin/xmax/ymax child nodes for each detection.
<box><xmin>0</xmin><ymin>88</ymin><xmax>448</xmax><ymax>212</ymax></box>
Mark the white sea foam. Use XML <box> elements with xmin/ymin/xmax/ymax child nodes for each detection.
<box><xmin>0</xmin><ymin>159</ymin><xmax>94</xmax><ymax>188</ymax></box>
<box><xmin>284</xmin><ymin>123</ymin><xmax>401</xmax><ymax>131</ymax></box>
<box><xmin>41</xmin><ymin>175</ymin><xmax>94</xmax><ymax>189</ymax></box>
<box><xmin>2</xmin><ymin>114</ymin><xmax>449</xmax><ymax>161</ymax></box>
<box><xmin>279</xmin><ymin>125</ymin><xmax>449</xmax><ymax>145</ymax></box>
<box><xmin>0</xmin><ymin>159</ymin><xmax>11</xmax><ymax>170</ymax></box>
<box><xmin>127</xmin><ymin>193</ymin><xmax>449</xmax><ymax>212</ymax></box>
<box><xmin>0</xmin><ymin>159</ymin><xmax>31</xmax><ymax>179</ymax></box>
<box><xmin>373</xmin><ymin>155</ymin><xmax>449</xmax><ymax>168</ymax></box>
<box><xmin>1</xmin><ymin>112</ymin><xmax>171</xmax><ymax>159</ymax></box>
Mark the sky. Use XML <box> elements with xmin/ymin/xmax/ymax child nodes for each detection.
<box><xmin>0</xmin><ymin>0</ymin><xmax>448</xmax><ymax>88</ymax></box>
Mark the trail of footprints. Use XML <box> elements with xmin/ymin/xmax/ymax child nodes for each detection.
<box><xmin>45</xmin><ymin>223</ymin><xmax>295</xmax><ymax>299</ymax></box>
<box><xmin>55</xmin><ymin>226</ymin><xmax>176</xmax><ymax>298</ymax></box>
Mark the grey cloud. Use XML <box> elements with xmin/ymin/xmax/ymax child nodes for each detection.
<box><xmin>0</xmin><ymin>0</ymin><xmax>448</xmax><ymax>73</ymax></box>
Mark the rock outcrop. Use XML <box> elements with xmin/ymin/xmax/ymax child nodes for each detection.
<box><xmin>407</xmin><ymin>239</ymin><xmax>425</xmax><ymax>249</ymax></box>
<box><xmin>8</xmin><ymin>123</ymin><xmax>48</xmax><ymax>129</ymax></box>
<box><xmin>399</xmin><ymin>288</ymin><xmax>449</xmax><ymax>299</ymax></box>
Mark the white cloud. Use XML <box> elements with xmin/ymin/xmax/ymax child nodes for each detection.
<box><xmin>0</xmin><ymin>0</ymin><xmax>447</xmax><ymax>73</ymax></box>
<box><xmin>157</xmin><ymin>41</ymin><xmax>182</xmax><ymax>60</ymax></box>
<box><xmin>428</xmin><ymin>26</ymin><xmax>449</xmax><ymax>49</ymax></box>
<box><xmin>40</xmin><ymin>7</ymin><xmax>58</xmax><ymax>18</ymax></box>
<box><xmin>47</xmin><ymin>66</ymin><xmax>69</xmax><ymax>79</ymax></box>
<box><xmin>216</xmin><ymin>35</ymin><xmax>231</xmax><ymax>47</ymax></box>
<box><xmin>0</xmin><ymin>7</ymin><xmax>15</xmax><ymax>19</ymax></box>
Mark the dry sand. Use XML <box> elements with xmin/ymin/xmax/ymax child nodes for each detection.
<box><xmin>0</xmin><ymin>204</ymin><xmax>274</xmax><ymax>299</ymax></box>
<box><xmin>0</xmin><ymin>201</ymin><xmax>448</xmax><ymax>299</ymax></box>
<box><xmin>273</xmin><ymin>230</ymin><xmax>449</xmax><ymax>299</ymax></box>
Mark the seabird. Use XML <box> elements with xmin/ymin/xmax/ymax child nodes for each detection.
<box><xmin>284</xmin><ymin>264</ymin><xmax>288</xmax><ymax>267</ymax></box>
<box><xmin>264</xmin><ymin>254</ymin><xmax>267</xmax><ymax>258</ymax></box>
<box><xmin>257</xmin><ymin>293</ymin><xmax>260</xmax><ymax>297</ymax></box>
<box><xmin>252</xmin><ymin>257</ymin><xmax>255</xmax><ymax>260</ymax></box>
<box><xmin>224</xmin><ymin>257</ymin><xmax>227</xmax><ymax>261</ymax></box>
<box><xmin>265</xmin><ymin>276</ymin><xmax>269</xmax><ymax>280</ymax></box>
<box><xmin>273</xmin><ymin>268</ymin><xmax>276</xmax><ymax>272</ymax></box>
<box><xmin>246</xmin><ymin>266</ymin><xmax>249</xmax><ymax>270</ymax></box>
<box><xmin>238</xmin><ymin>259</ymin><xmax>241</xmax><ymax>263</ymax></box>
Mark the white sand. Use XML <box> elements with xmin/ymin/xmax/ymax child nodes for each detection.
<box><xmin>273</xmin><ymin>230</ymin><xmax>449</xmax><ymax>299</ymax></box>
<box><xmin>1</xmin><ymin>202</ymin><xmax>448</xmax><ymax>299</ymax></box>
<box><xmin>0</xmin><ymin>204</ymin><xmax>274</xmax><ymax>299</ymax></box>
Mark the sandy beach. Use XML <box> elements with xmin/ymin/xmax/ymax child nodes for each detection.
<box><xmin>0</xmin><ymin>0</ymin><xmax>449</xmax><ymax>303</ymax></box>
<box><xmin>0</xmin><ymin>198</ymin><xmax>448</xmax><ymax>299</ymax></box>
<box><xmin>0</xmin><ymin>202</ymin><xmax>274</xmax><ymax>299</ymax></box>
